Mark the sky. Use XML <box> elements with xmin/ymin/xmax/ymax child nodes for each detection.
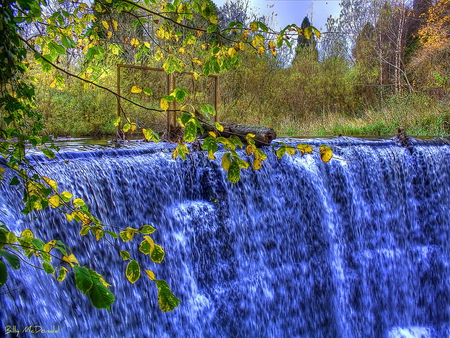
<box><xmin>213</xmin><ymin>0</ymin><xmax>343</xmax><ymax>32</ymax></box>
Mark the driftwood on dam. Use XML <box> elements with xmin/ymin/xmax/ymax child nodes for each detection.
<box><xmin>202</xmin><ymin>121</ymin><xmax>277</xmax><ymax>146</ymax></box>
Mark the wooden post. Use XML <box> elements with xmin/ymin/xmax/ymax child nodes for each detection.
<box><xmin>214</xmin><ymin>75</ymin><xmax>219</xmax><ymax>123</ymax></box>
<box><xmin>166</xmin><ymin>73</ymin><xmax>171</xmax><ymax>137</ymax></box>
<box><xmin>116</xmin><ymin>64</ymin><xmax>121</xmax><ymax>136</ymax></box>
<box><xmin>172</xmin><ymin>74</ymin><xmax>177</xmax><ymax>128</ymax></box>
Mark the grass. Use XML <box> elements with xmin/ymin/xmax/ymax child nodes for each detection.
<box><xmin>272</xmin><ymin>93</ymin><xmax>450</xmax><ymax>138</ymax></box>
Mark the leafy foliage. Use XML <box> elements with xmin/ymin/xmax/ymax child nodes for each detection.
<box><xmin>0</xmin><ymin>0</ymin><xmax>325</xmax><ymax>316</ymax></box>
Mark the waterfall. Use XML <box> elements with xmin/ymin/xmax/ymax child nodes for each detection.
<box><xmin>1</xmin><ymin>137</ymin><xmax>450</xmax><ymax>338</ymax></box>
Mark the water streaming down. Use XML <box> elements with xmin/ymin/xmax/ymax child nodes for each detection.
<box><xmin>1</xmin><ymin>137</ymin><xmax>450</xmax><ymax>337</ymax></box>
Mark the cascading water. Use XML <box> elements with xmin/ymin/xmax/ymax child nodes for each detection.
<box><xmin>1</xmin><ymin>137</ymin><xmax>450</xmax><ymax>338</ymax></box>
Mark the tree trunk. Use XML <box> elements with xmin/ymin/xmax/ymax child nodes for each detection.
<box><xmin>202</xmin><ymin>122</ymin><xmax>277</xmax><ymax>146</ymax></box>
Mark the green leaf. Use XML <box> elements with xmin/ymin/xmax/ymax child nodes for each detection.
<box><xmin>140</xmin><ymin>225</ymin><xmax>156</xmax><ymax>234</ymax></box>
<box><xmin>48</xmin><ymin>42</ymin><xmax>66</xmax><ymax>56</ymax></box>
<box><xmin>104</xmin><ymin>230</ymin><xmax>118</xmax><ymax>239</ymax></box>
<box><xmin>155</xmin><ymin>279</ymin><xmax>181</xmax><ymax>312</ymax></box>
<box><xmin>80</xmin><ymin>226</ymin><xmax>90</xmax><ymax>236</ymax></box>
<box><xmin>126</xmin><ymin>260</ymin><xmax>140</xmax><ymax>284</ymax></box>
<box><xmin>227</xmin><ymin>160</ymin><xmax>241</xmax><ymax>183</ymax></box>
<box><xmin>61</xmin><ymin>35</ymin><xmax>76</xmax><ymax>48</ymax></box>
<box><xmin>143</xmin><ymin>88</ymin><xmax>153</xmax><ymax>96</ymax></box>
<box><xmin>236</xmin><ymin>158</ymin><xmax>250</xmax><ymax>169</ymax></box>
<box><xmin>257</xmin><ymin>21</ymin><xmax>268</xmax><ymax>32</ymax></box>
<box><xmin>172</xmin><ymin>143</ymin><xmax>189</xmax><ymax>161</ymax></box>
<box><xmin>0</xmin><ymin>260</ymin><xmax>7</xmax><ymax>287</ymax></box>
<box><xmin>42</xmin><ymin>261</ymin><xmax>54</xmax><ymax>274</ymax></box>
<box><xmin>74</xmin><ymin>266</ymin><xmax>93</xmax><ymax>294</ymax></box>
<box><xmin>276</xmin><ymin>146</ymin><xmax>286</xmax><ymax>158</ymax></box>
<box><xmin>0</xmin><ymin>250</ymin><xmax>20</xmax><ymax>270</ymax></box>
<box><xmin>142</xmin><ymin>236</ymin><xmax>165</xmax><ymax>263</ymax></box>
<box><xmin>183</xmin><ymin>121</ymin><xmax>197</xmax><ymax>142</ymax></box>
<box><xmin>200</xmin><ymin>103</ymin><xmax>216</xmax><ymax>116</ymax></box>
<box><xmin>207</xmin><ymin>24</ymin><xmax>218</xmax><ymax>33</ymax></box>
<box><xmin>87</xmin><ymin>277</ymin><xmax>115</xmax><ymax>311</ymax></box>
<box><xmin>174</xmin><ymin>88</ymin><xmax>188</xmax><ymax>103</ymax></box>
<box><xmin>139</xmin><ymin>239</ymin><xmax>151</xmax><ymax>255</ymax></box>
<box><xmin>122</xmin><ymin>123</ymin><xmax>131</xmax><ymax>132</ymax></box>
<box><xmin>119</xmin><ymin>250</ymin><xmax>130</xmax><ymax>261</ymax></box>
<box><xmin>42</xmin><ymin>149</ymin><xmax>56</xmax><ymax>159</ymax></box>
<box><xmin>229</xmin><ymin>136</ymin><xmax>244</xmax><ymax>149</ymax></box>
<box><xmin>150</xmin><ymin>244</ymin><xmax>165</xmax><ymax>263</ymax></box>
<box><xmin>113</xmin><ymin>116</ymin><xmax>121</xmax><ymax>127</ymax></box>
<box><xmin>9</xmin><ymin>177</ymin><xmax>20</xmax><ymax>186</ymax></box>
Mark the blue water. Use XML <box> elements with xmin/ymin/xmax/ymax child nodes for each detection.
<box><xmin>1</xmin><ymin>137</ymin><xmax>450</xmax><ymax>337</ymax></box>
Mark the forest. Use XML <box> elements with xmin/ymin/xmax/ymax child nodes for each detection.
<box><xmin>23</xmin><ymin>0</ymin><xmax>450</xmax><ymax>138</ymax></box>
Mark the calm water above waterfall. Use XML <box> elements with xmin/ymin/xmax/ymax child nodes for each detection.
<box><xmin>1</xmin><ymin>137</ymin><xmax>450</xmax><ymax>338</ymax></box>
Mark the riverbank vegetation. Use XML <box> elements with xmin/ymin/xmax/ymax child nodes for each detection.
<box><xmin>30</xmin><ymin>0</ymin><xmax>450</xmax><ymax>138</ymax></box>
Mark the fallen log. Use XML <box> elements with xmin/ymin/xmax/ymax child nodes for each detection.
<box><xmin>202</xmin><ymin>121</ymin><xmax>277</xmax><ymax>146</ymax></box>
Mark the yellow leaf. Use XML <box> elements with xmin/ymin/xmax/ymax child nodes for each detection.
<box><xmin>320</xmin><ymin>145</ymin><xmax>333</xmax><ymax>162</ymax></box>
<box><xmin>66</xmin><ymin>213</ymin><xmax>74</xmax><ymax>222</ymax></box>
<box><xmin>56</xmin><ymin>267</ymin><xmax>67</xmax><ymax>282</ymax></box>
<box><xmin>101</xmin><ymin>20</ymin><xmax>109</xmax><ymax>30</ymax></box>
<box><xmin>62</xmin><ymin>254</ymin><xmax>79</xmax><ymax>267</ymax></box>
<box><xmin>21</xmin><ymin>229</ymin><xmax>34</xmax><ymax>238</ymax></box>
<box><xmin>210</xmin><ymin>15</ymin><xmax>218</xmax><ymax>24</ymax></box>
<box><xmin>215</xmin><ymin>122</ymin><xmax>224</xmax><ymax>132</ymax></box>
<box><xmin>160</xmin><ymin>97</ymin><xmax>169</xmax><ymax>111</ymax></box>
<box><xmin>193</xmin><ymin>72</ymin><xmax>200</xmax><ymax>80</ymax></box>
<box><xmin>61</xmin><ymin>191</ymin><xmax>73</xmax><ymax>200</ymax></box>
<box><xmin>208</xmin><ymin>149</ymin><xmax>216</xmax><ymax>160</ymax></box>
<box><xmin>156</xmin><ymin>27</ymin><xmax>165</xmax><ymax>39</ymax></box>
<box><xmin>131</xmin><ymin>85</ymin><xmax>142</xmax><ymax>94</ymax></box>
<box><xmin>130</xmin><ymin>37</ymin><xmax>139</xmax><ymax>47</ymax></box>
<box><xmin>297</xmin><ymin>143</ymin><xmax>313</xmax><ymax>154</ymax></box>
<box><xmin>112</xmin><ymin>19</ymin><xmax>118</xmax><ymax>31</ymax></box>
<box><xmin>271</xmin><ymin>49</ymin><xmax>277</xmax><ymax>57</ymax></box>
<box><xmin>99</xmin><ymin>277</ymin><xmax>111</xmax><ymax>287</ymax></box>
<box><xmin>130</xmin><ymin>124</ymin><xmax>137</xmax><ymax>132</ymax></box>
<box><xmin>208</xmin><ymin>131</ymin><xmax>217</xmax><ymax>138</ymax></box>
<box><xmin>143</xmin><ymin>41</ymin><xmax>150</xmax><ymax>48</ymax></box>
<box><xmin>49</xmin><ymin>78</ymin><xmax>57</xmax><ymax>88</ymax></box>
<box><xmin>228</xmin><ymin>47</ymin><xmax>237</xmax><ymax>58</ymax></box>
<box><xmin>107</xmin><ymin>31</ymin><xmax>113</xmax><ymax>39</ymax></box>
<box><xmin>258</xmin><ymin>47</ymin><xmax>265</xmax><ymax>56</ymax></box>
<box><xmin>250</xmin><ymin>22</ymin><xmax>258</xmax><ymax>31</ymax></box>
<box><xmin>145</xmin><ymin>270</ymin><xmax>155</xmax><ymax>281</ymax></box>
<box><xmin>253</xmin><ymin>159</ymin><xmax>262</xmax><ymax>170</ymax></box>
<box><xmin>6</xmin><ymin>231</ymin><xmax>17</xmax><ymax>244</ymax></box>
<box><xmin>126</xmin><ymin>227</ymin><xmax>138</xmax><ymax>242</ymax></box>
<box><xmin>246</xmin><ymin>144</ymin><xmax>255</xmax><ymax>156</ymax></box>
<box><xmin>286</xmin><ymin>146</ymin><xmax>296</xmax><ymax>155</ymax></box>
<box><xmin>222</xmin><ymin>153</ymin><xmax>232</xmax><ymax>171</ymax></box>
<box><xmin>95</xmin><ymin>229</ymin><xmax>103</xmax><ymax>241</ymax></box>
<box><xmin>268</xmin><ymin>41</ymin><xmax>276</xmax><ymax>49</ymax></box>
<box><xmin>73</xmin><ymin>198</ymin><xmax>86</xmax><ymax>207</ymax></box>
<box><xmin>43</xmin><ymin>177</ymin><xmax>58</xmax><ymax>191</ymax></box>
<box><xmin>48</xmin><ymin>195</ymin><xmax>61</xmax><ymax>208</ymax></box>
